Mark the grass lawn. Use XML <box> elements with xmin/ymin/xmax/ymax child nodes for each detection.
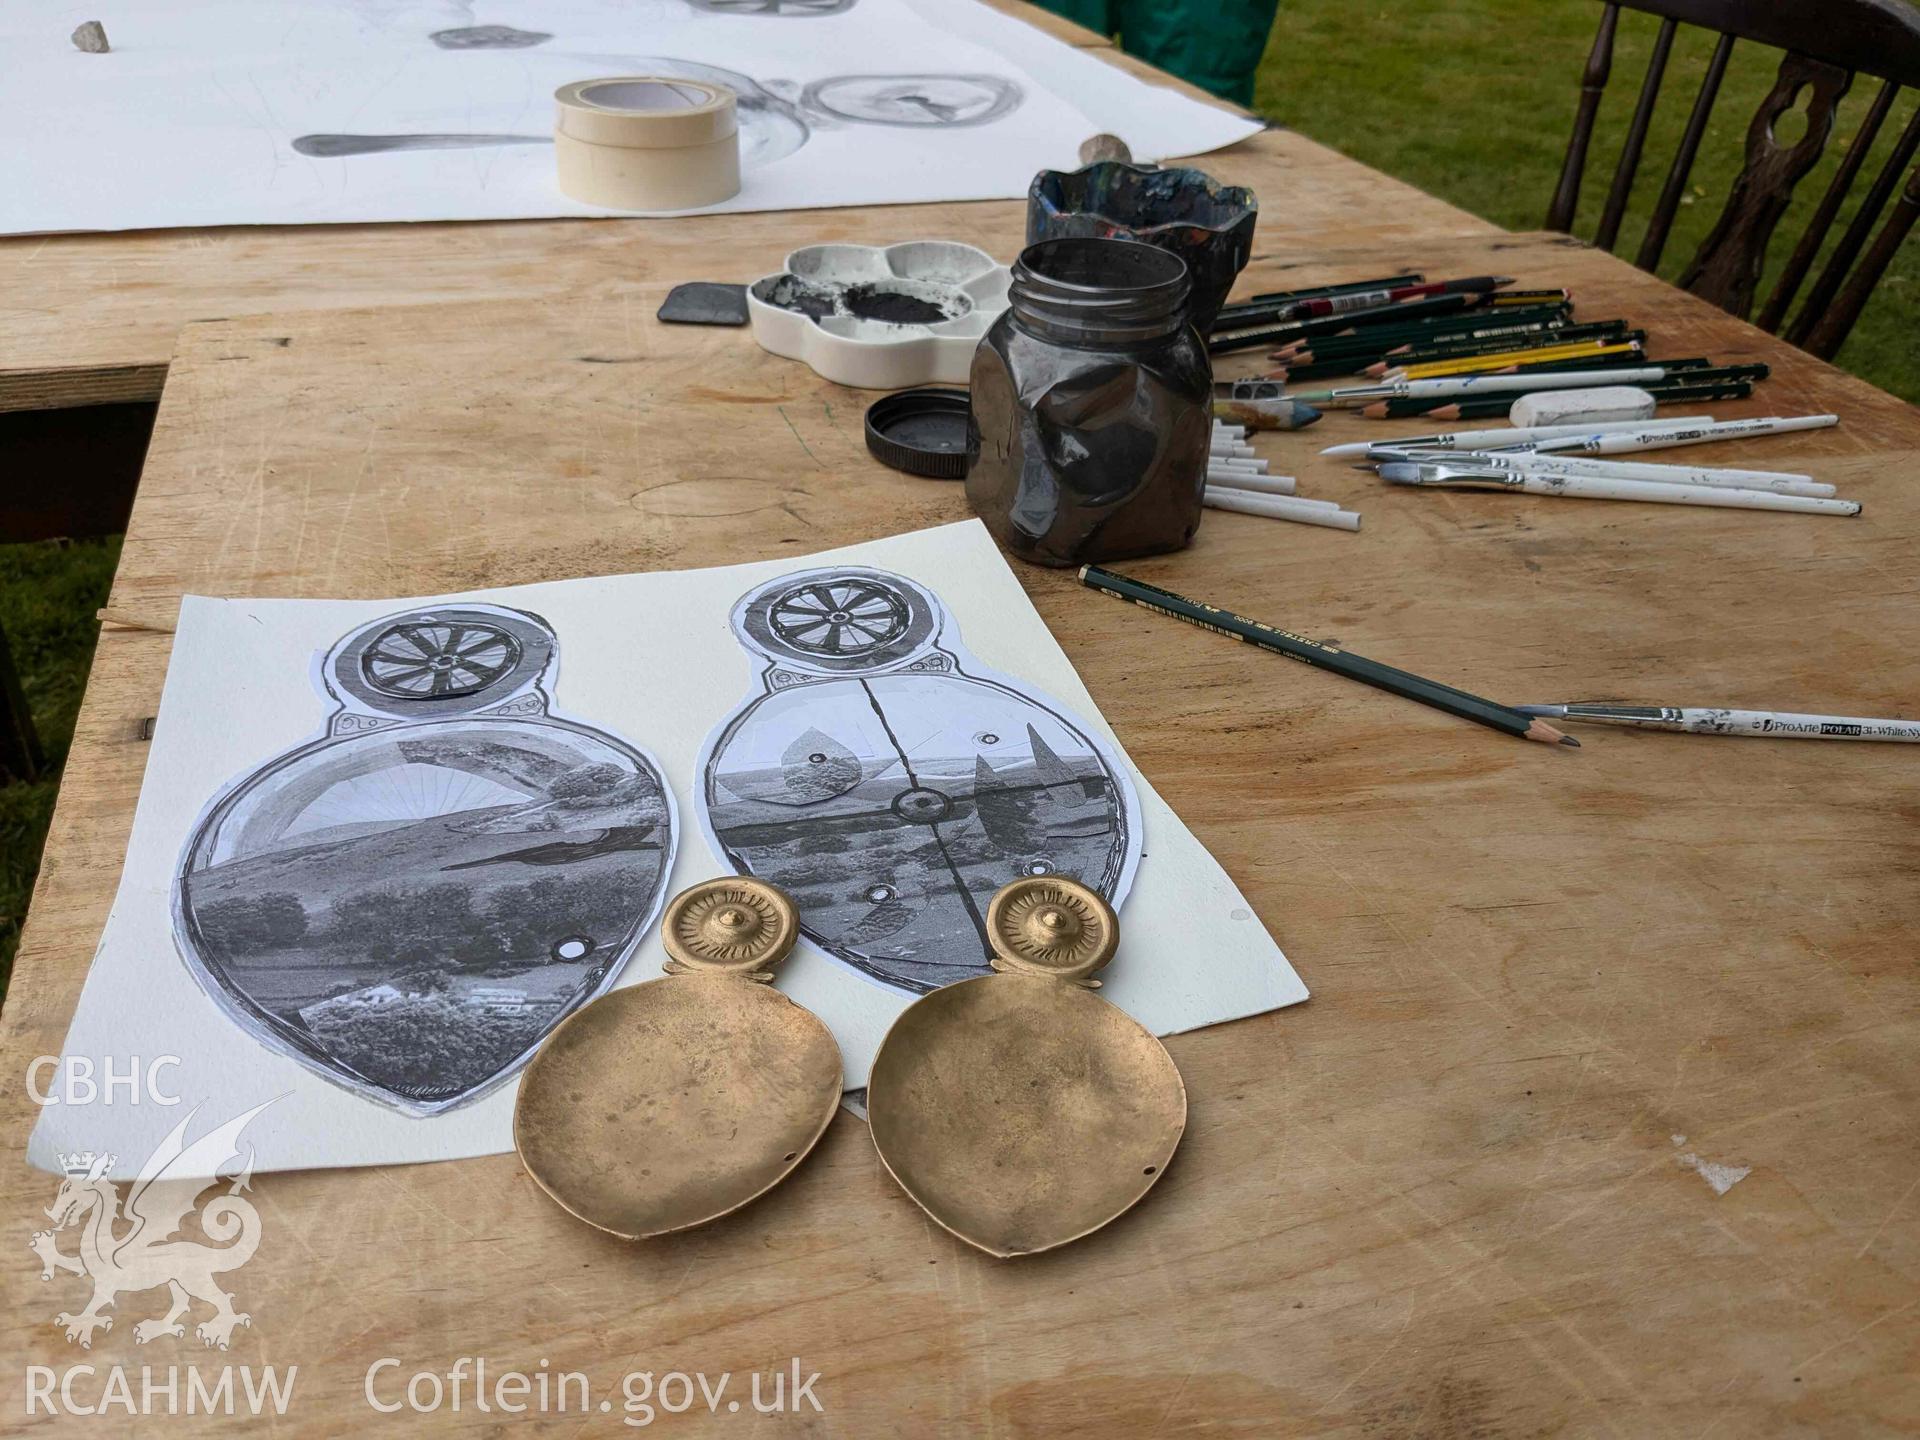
<box><xmin>0</xmin><ymin>538</ymin><xmax>119</xmax><ymax>994</ymax></box>
<box><xmin>1254</xmin><ymin>0</ymin><xmax>1920</xmax><ymax>403</ymax></box>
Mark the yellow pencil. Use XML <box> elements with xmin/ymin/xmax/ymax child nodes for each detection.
<box><xmin>1365</xmin><ymin>336</ymin><xmax>1635</xmax><ymax>378</ymax></box>
<box><xmin>1391</xmin><ymin>340</ymin><xmax>1642</xmax><ymax>380</ymax></box>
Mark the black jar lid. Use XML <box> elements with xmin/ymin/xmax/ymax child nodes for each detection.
<box><xmin>864</xmin><ymin>387</ymin><xmax>971</xmax><ymax>480</ymax></box>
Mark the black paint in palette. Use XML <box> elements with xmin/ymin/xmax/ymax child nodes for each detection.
<box><xmin>760</xmin><ymin>274</ymin><xmax>970</xmax><ymax>327</ymax></box>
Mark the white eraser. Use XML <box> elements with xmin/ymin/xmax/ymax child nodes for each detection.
<box><xmin>1510</xmin><ymin>386</ymin><xmax>1659</xmax><ymax>428</ymax></box>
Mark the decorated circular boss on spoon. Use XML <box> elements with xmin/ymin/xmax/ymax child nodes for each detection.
<box><xmin>866</xmin><ymin>876</ymin><xmax>1187</xmax><ymax>1257</ymax></box>
<box><xmin>515</xmin><ymin>877</ymin><xmax>842</xmax><ymax>1238</ymax></box>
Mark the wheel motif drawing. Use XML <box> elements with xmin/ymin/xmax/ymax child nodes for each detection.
<box><xmin>767</xmin><ymin>580</ymin><xmax>912</xmax><ymax>659</ymax></box>
<box><xmin>800</xmin><ymin>74</ymin><xmax>1023</xmax><ymax>128</ymax></box>
<box><xmin>360</xmin><ymin>620</ymin><xmax>523</xmax><ymax>700</ymax></box>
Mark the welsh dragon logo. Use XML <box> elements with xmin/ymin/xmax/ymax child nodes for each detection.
<box><xmin>28</xmin><ymin>1101</ymin><xmax>272</xmax><ymax>1350</ymax></box>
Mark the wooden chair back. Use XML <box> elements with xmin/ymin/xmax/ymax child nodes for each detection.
<box><xmin>1547</xmin><ymin>0</ymin><xmax>1920</xmax><ymax>358</ymax></box>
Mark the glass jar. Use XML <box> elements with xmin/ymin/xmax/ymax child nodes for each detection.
<box><xmin>965</xmin><ymin>237</ymin><xmax>1212</xmax><ymax>568</ymax></box>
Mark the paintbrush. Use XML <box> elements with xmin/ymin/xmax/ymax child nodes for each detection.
<box><xmin>1214</xmin><ymin>396</ymin><xmax>1322</xmax><ymax>431</ymax></box>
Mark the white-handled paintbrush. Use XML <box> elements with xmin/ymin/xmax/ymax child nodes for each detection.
<box><xmin>1523</xmin><ymin>414</ymin><xmax>1840</xmax><ymax>457</ymax></box>
<box><xmin>1514</xmin><ymin>703</ymin><xmax>1920</xmax><ymax>742</ymax></box>
<box><xmin>1321</xmin><ymin>418</ymin><xmax>1702</xmax><ymax>456</ymax></box>
<box><xmin>1378</xmin><ymin>461</ymin><xmax>1859</xmax><ymax>516</ymax></box>
<box><xmin>1292</xmin><ymin>367</ymin><xmax>1669</xmax><ymax>408</ymax></box>
<box><xmin>1373</xmin><ymin>448</ymin><xmax>1834</xmax><ymax>497</ymax></box>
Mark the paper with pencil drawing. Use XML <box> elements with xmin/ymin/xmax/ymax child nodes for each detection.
<box><xmin>0</xmin><ymin>0</ymin><xmax>1260</xmax><ymax>234</ymax></box>
<box><xmin>31</xmin><ymin>522</ymin><xmax>1305</xmax><ymax>1177</ymax></box>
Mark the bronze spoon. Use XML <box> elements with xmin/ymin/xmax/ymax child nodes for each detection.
<box><xmin>866</xmin><ymin>876</ymin><xmax>1186</xmax><ymax>1257</ymax></box>
<box><xmin>514</xmin><ymin>877</ymin><xmax>842</xmax><ymax>1239</ymax></box>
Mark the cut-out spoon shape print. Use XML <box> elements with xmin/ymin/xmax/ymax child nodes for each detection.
<box><xmin>173</xmin><ymin>605</ymin><xmax>677</xmax><ymax>1116</ymax></box>
<box><xmin>696</xmin><ymin>566</ymin><xmax>1141</xmax><ymax>996</ymax></box>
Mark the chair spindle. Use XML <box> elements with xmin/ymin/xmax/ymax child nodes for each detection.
<box><xmin>1636</xmin><ymin>30</ymin><xmax>1736</xmax><ymax>272</ymax></box>
<box><xmin>1787</xmin><ymin>102</ymin><xmax>1920</xmax><ymax>346</ymax></box>
<box><xmin>1549</xmin><ymin>3</ymin><xmax>1621</xmax><ymax>231</ymax></box>
<box><xmin>1596</xmin><ymin>17</ymin><xmax>1679</xmax><ymax>251</ymax></box>
<box><xmin>1803</xmin><ymin>160</ymin><xmax>1920</xmax><ymax>357</ymax></box>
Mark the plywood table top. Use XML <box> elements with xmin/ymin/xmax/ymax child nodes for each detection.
<box><xmin>0</xmin><ymin>0</ymin><xmax>1495</xmax><ymax>415</ymax></box>
<box><xmin>1</xmin><ymin>226</ymin><xmax>1915</xmax><ymax>1434</ymax></box>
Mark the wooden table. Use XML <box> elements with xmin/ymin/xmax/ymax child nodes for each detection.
<box><xmin>0</xmin><ymin>3</ymin><xmax>1495</xmax><ymax>415</ymax></box>
<box><xmin>4</xmin><ymin>7</ymin><xmax>1919</xmax><ymax>1429</ymax></box>
<box><xmin>3</xmin><ymin>224</ymin><xmax>1916</xmax><ymax>1435</ymax></box>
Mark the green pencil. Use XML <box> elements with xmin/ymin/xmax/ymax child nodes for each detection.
<box><xmin>1076</xmin><ymin>567</ymin><xmax>1578</xmax><ymax>748</ymax></box>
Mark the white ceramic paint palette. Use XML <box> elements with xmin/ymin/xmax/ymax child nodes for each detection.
<box><xmin>747</xmin><ymin>241</ymin><xmax>1010</xmax><ymax>389</ymax></box>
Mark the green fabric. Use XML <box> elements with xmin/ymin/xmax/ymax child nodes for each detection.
<box><xmin>1043</xmin><ymin>0</ymin><xmax>1279</xmax><ymax>106</ymax></box>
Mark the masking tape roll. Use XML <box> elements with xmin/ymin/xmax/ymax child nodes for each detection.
<box><xmin>554</xmin><ymin>76</ymin><xmax>740</xmax><ymax>210</ymax></box>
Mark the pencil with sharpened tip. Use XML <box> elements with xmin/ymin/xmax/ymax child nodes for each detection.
<box><xmin>1270</xmin><ymin>299</ymin><xmax>1576</xmax><ymax>344</ymax></box>
<box><xmin>1376</xmin><ymin>327</ymin><xmax>1639</xmax><ymax>363</ymax></box>
<box><xmin>1267</xmin><ymin>275</ymin><xmax>1514</xmax><ymax>323</ymax></box>
<box><xmin>1209</xmin><ymin>292</ymin><xmax>1490</xmax><ymax>353</ymax></box>
<box><xmin>1263</xmin><ymin>301</ymin><xmax>1571</xmax><ymax>349</ymax></box>
<box><xmin>1234</xmin><ymin>273</ymin><xmax>1424</xmax><ymax>308</ymax></box>
<box><xmin>1213</xmin><ymin>275</ymin><xmax>1482</xmax><ymax>328</ymax></box>
<box><xmin>1075</xmin><ymin>567</ymin><xmax>1578</xmax><ymax>748</ymax></box>
<box><xmin>1387</xmin><ymin>340</ymin><xmax>1646</xmax><ymax>380</ymax></box>
<box><xmin>1513</xmin><ymin>704</ymin><xmax>1920</xmax><ymax>742</ymax></box>
<box><xmin>1379</xmin><ymin>349</ymin><xmax>1652</xmax><ymax>385</ymax></box>
<box><xmin>1380</xmin><ymin>321</ymin><xmax>1636</xmax><ymax>362</ymax></box>
<box><xmin>1280</xmin><ymin>331</ymin><xmax>1640</xmax><ymax>384</ymax></box>
<box><xmin>1270</xmin><ymin>310</ymin><xmax>1581</xmax><ymax>362</ymax></box>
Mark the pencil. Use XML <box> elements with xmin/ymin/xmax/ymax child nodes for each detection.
<box><xmin>1213</xmin><ymin>275</ymin><xmax>1473</xmax><ymax>328</ymax></box>
<box><xmin>1316</xmin><ymin>330</ymin><xmax>1637</xmax><ymax>380</ymax></box>
<box><xmin>1075</xmin><ymin>566</ymin><xmax>1578</xmax><ymax>748</ymax></box>
<box><xmin>1235</xmin><ymin>273</ymin><xmax>1424</xmax><ymax>307</ymax></box>
<box><xmin>1386</xmin><ymin>343</ymin><xmax>1647</xmax><ymax>381</ymax></box>
<box><xmin>1209</xmin><ymin>292</ymin><xmax>1487</xmax><ymax>353</ymax></box>
<box><xmin>1361</xmin><ymin>381</ymin><xmax>1755</xmax><ymax>420</ymax></box>
<box><xmin>1275</xmin><ymin>275</ymin><xmax>1513</xmax><ymax>322</ymax></box>
<box><xmin>1269</xmin><ymin>304</ymin><xmax>1572</xmax><ymax>352</ymax></box>
<box><xmin>1381</xmin><ymin>321</ymin><xmax>1635</xmax><ymax>362</ymax></box>
<box><xmin>1272</xmin><ymin>310</ymin><xmax>1580</xmax><ymax>363</ymax></box>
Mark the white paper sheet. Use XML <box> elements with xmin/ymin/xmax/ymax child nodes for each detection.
<box><xmin>31</xmin><ymin>522</ymin><xmax>1307</xmax><ymax>1177</ymax></box>
<box><xmin>0</xmin><ymin>0</ymin><xmax>1261</xmax><ymax>235</ymax></box>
